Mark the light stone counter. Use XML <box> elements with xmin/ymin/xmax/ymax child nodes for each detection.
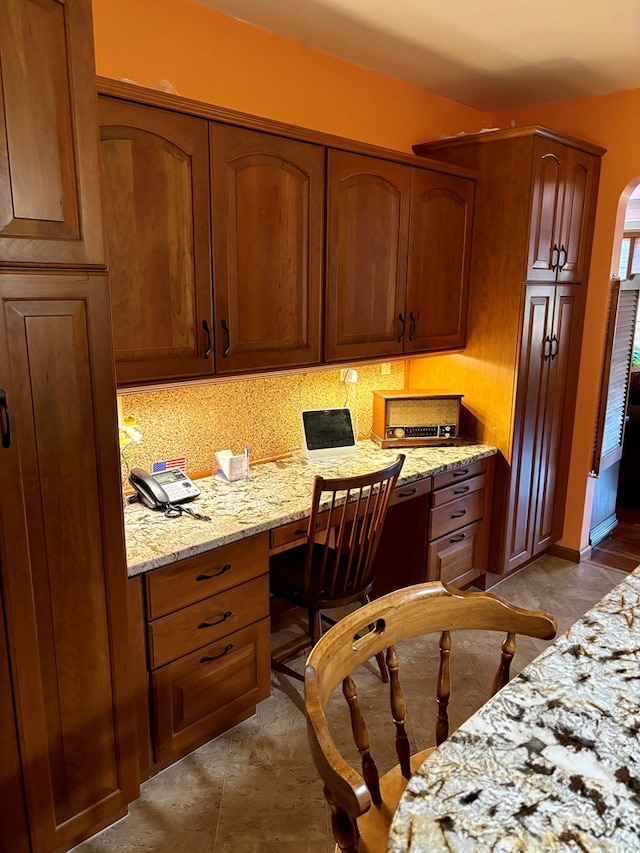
<box><xmin>388</xmin><ymin>566</ymin><xmax>640</xmax><ymax>852</ymax></box>
<box><xmin>123</xmin><ymin>440</ymin><xmax>496</xmax><ymax>577</ymax></box>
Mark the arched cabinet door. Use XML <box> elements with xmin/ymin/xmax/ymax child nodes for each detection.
<box><xmin>405</xmin><ymin>170</ymin><xmax>474</xmax><ymax>353</ymax></box>
<box><xmin>0</xmin><ymin>0</ymin><xmax>104</xmax><ymax>266</ymax></box>
<box><xmin>211</xmin><ymin>124</ymin><xmax>324</xmax><ymax>373</ymax></box>
<box><xmin>325</xmin><ymin>150</ymin><xmax>410</xmax><ymax>361</ymax></box>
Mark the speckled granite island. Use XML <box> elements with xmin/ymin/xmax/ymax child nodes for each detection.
<box><xmin>123</xmin><ymin>439</ymin><xmax>496</xmax><ymax>576</ymax></box>
<box><xmin>388</xmin><ymin>567</ymin><xmax>640</xmax><ymax>852</ymax></box>
<box><xmin>124</xmin><ymin>439</ymin><xmax>496</xmax><ymax>774</ymax></box>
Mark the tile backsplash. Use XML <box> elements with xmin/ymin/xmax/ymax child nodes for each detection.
<box><xmin>118</xmin><ymin>362</ymin><xmax>405</xmax><ymax>477</ymax></box>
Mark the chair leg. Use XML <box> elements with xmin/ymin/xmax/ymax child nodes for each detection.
<box><xmin>309</xmin><ymin>608</ymin><xmax>323</xmax><ymax>645</ymax></box>
<box><xmin>271</xmin><ymin>657</ymin><xmax>304</xmax><ymax>682</ymax></box>
<box><xmin>363</xmin><ymin>596</ymin><xmax>388</xmax><ymax>683</ymax></box>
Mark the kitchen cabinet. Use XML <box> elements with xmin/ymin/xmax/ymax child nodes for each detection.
<box><xmin>98</xmin><ymin>96</ymin><xmax>213</xmax><ymax>385</ymax></box>
<box><xmin>370</xmin><ymin>457</ymin><xmax>493</xmax><ymax>597</ymax></box>
<box><xmin>325</xmin><ymin>150</ymin><xmax>473</xmax><ymax>361</ymax></box>
<box><xmin>527</xmin><ymin>139</ymin><xmax>599</xmax><ymax>283</ymax></box>
<box><xmin>140</xmin><ymin>535</ymin><xmax>271</xmax><ymax>768</ymax></box>
<box><xmin>0</xmin><ymin>274</ymin><xmax>139</xmax><ymax>852</ymax></box>
<box><xmin>412</xmin><ymin>127</ymin><xmax>604</xmax><ymax>573</ymax></box>
<box><xmin>0</xmin><ymin>0</ymin><xmax>104</xmax><ymax>267</ymax></box>
<box><xmin>210</xmin><ymin>124</ymin><xmax>324</xmax><ymax>373</ymax></box>
<box><xmin>0</xmin><ymin>3</ymin><xmax>140</xmax><ymax>850</ymax></box>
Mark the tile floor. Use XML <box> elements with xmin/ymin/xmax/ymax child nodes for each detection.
<box><xmin>72</xmin><ymin>555</ymin><xmax>627</xmax><ymax>853</ymax></box>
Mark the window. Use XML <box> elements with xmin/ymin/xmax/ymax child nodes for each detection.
<box><xmin>619</xmin><ymin>231</ymin><xmax>640</xmax><ymax>280</ymax></box>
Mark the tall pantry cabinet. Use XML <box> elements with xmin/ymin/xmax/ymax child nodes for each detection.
<box><xmin>0</xmin><ymin>1</ymin><xmax>139</xmax><ymax>852</ymax></box>
<box><xmin>413</xmin><ymin>127</ymin><xmax>605</xmax><ymax>574</ymax></box>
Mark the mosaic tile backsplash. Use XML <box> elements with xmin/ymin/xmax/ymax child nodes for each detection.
<box><xmin>118</xmin><ymin>362</ymin><xmax>405</xmax><ymax>477</ymax></box>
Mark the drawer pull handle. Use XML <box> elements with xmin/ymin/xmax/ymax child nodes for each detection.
<box><xmin>453</xmin><ymin>487</ymin><xmax>469</xmax><ymax>495</ymax></box>
<box><xmin>198</xmin><ymin>611</ymin><xmax>232</xmax><ymax>629</ymax></box>
<box><xmin>398</xmin><ymin>488</ymin><xmax>418</xmax><ymax>498</ymax></box>
<box><xmin>294</xmin><ymin>521</ymin><xmax>323</xmax><ymax>536</ymax></box>
<box><xmin>200</xmin><ymin>643</ymin><xmax>233</xmax><ymax>663</ymax></box>
<box><xmin>195</xmin><ymin>564</ymin><xmax>231</xmax><ymax>581</ymax></box>
<box><xmin>451</xmin><ymin>510</ymin><xmax>467</xmax><ymax>519</ymax></box>
<box><xmin>452</xmin><ymin>469</ymin><xmax>469</xmax><ymax>478</ymax></box>
<box><xmin>450</xmin><ymin>533</ymin><xmax>466</xmax><ymax>543</ymax></box>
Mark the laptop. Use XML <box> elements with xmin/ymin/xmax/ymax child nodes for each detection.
<box><xmin>300</xmin><ymin>408</ymin><xmax>357</xmax><ymax>461</ymax></box>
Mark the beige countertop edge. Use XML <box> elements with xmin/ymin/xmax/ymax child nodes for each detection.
<box><xmin>124</xmin><ymin>443</ymin><xmax>497</xmax><ymax>578</ymax></box>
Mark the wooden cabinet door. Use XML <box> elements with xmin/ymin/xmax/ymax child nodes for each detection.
<box><xmin>325</xmin><ymin>150</ymin><xmax>410</xmax><ymax>361</ymax></box>
<box><xmin>0</xmin><ymin>0</ymin><xmax>104</xmax><ymax>267</ymax></box>
<box><xmin>505</xmin><ymin>286</ymin><xmax>555</xmax><ymax>572</ymax></box>
<box><xmin>98</xmin><ymin>97</ymin><xmax>213</xmax><ymax>385</ymax></box>
<box><xmin>527</xmin><ymin>139</ymin><xmax>565</xmax><ymax>282</ymax></box>
<box><xmin>211</xmin><ymin>125</ymin><xmax>324</xmax><ymax>373</ymax></box>
<box><xmin>531</xmin><ymin>286</ymin><xmax>583</xmax><ymax>555</ymax></box>
<box><xmin>527</xmin><ymin>139</ymin><xmax>599</xmax><ymax>284</ymax></box>
<box><xmin>405</xmin><ymin>170</ymin><xmax>473</xmax><ymax>353</ymax></box>
<box><xmin>0</xmin><ymin>273</ymin><xmax>139</xmax><ymax>852</ymax></box>
<box><xmin>556</xmin><ymin>148</ymin><xmax>599</xmax><ymax>284</ymax></box>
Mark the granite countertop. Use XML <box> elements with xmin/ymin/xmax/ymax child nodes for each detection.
<box><xmin>123</xmin><ymin>440</ymin><xmax>496</xmax><ymax>576</ymax></box>
<box><xmin>388</xmin><ymin>567</ymin><xmax>640</xmax><ymax>852</ymax></box>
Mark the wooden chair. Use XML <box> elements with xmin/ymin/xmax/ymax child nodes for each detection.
<box><xmin>305</xmin><ymin>581</ymin><xmax>557</xmax><ymax>853</ymax></box>
<box><xmin>270</xmin><ymin>454</ymin><xmax>405</xmax><ymax>682</ymax></box>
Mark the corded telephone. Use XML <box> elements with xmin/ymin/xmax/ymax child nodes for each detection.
<box><xmin>129</xmin><ymin>467</ymin><xmax>201</xmax><ymax>509</ymax></box>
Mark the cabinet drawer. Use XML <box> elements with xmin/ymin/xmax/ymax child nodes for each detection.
<box><xmin>428</xmin><ymin>520</ymin><xmax>482</xmax><ymax>586</ymax></box>
<box><xmin>148</xmin><ymin>575</ymin><xmax>269</xmax><ymax>669</ymax></box>
<box><xmin>429</xmin><ymin>489</ymin><xmax>484</xmax><ymax>540</ymax></box>
<box><xmin>431</xmin><ymin>472</ymin><xmax>485</xmax><ymax>507</ymax></box>
<box><xmin>389</xmin><ymin>476</ymin><xmax>432</xmax><ymax>506</ymax></box>
<box><xmin>432</xmin><ymin>457</ymin><xmax>488</xmax><ymax>491</ymax></box>
<box><xmin>270</xmin><ymin>514</ymin><xmax>329</xmax><ymax>552</ymax></box>
<box><xmin>145</xmin><ymin>533</ymin><xmax>268</xmax><ymax>619</ymax></box>
<box><xmin>151</xmin><ymin>617</ymin><xmax>271</xmax><ymax>764</ymax></box>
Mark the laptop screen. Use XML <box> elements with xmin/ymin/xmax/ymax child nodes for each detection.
<box><xmin>301</xmin><ymin>408</ymin><xmax>357</xmax><ymax>459</ymax></box>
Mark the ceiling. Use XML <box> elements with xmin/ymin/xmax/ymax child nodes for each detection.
<box><xmin>195</xmin><ymin>0</ymin><xmax>640</xmax><ymax>112</ymax></box>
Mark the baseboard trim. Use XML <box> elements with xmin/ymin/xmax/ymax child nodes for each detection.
<box><xmin>588</xmin><ymin>514</ymin><xmax>618</xmax><ymax>547</ymax></box>
<box><xmin>547</xmin><ymin>543</ymin><xmax>593</xmax><ymax>563</ymax></box>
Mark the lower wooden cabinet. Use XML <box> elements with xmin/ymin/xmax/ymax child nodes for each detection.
<box><xmin>136</xmin><ymin>534</ymin><xmax>271</xmax><ymax>771</ymax></box>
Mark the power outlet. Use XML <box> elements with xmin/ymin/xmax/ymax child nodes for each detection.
<box><xmin>380</xmin><ymin>362</ymin><xmax>391</xmax><ymax>375</ymax></box>
<box><xmin>340</xmin><ymin>368</ymin><xmax>348</xmax><ymax>381</ymax></box>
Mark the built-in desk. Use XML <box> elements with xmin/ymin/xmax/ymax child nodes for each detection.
<box><xmin>124</xmin><ymin>440</ymin><xmax>496</xmax><ymax>776</ymax></box>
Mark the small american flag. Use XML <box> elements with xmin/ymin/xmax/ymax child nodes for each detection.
<box><xmin>152</xmin><ymin>457</ymin><xmax>186</xmax><ymax>474</ymax></box>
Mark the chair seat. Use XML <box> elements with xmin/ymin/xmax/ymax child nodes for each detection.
<box><xmin>334</xmin><ymin>748</ymin><xmax>435</xmax><ymax>853</ymax></box>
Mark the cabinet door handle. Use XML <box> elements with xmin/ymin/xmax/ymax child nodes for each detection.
<box><xmin>398</xmin><ymin>488</ymin><xmax>418</xmax><ymax>498</ymax></box>
<box><xmin>551</xmin><ymin>243</ymin><xmax>559</xmax><ymax>271</ymax></box>
<box><xmin>202</xmin><ymin>319</ymin><xmax>212</xmax><ymax>360</ymax></box>
<box><xmin>195</xmin><ymin>564</ymin><xmax>231</xmax><ymax>581</ymax></box>
<box><xmin>550</xmin><ymin>335</ymin><xmax>559</xmax><ymax>360</ymax></box>
<box><xmin>221</xmin><ymin>319</ymin><xmax>231</xmax><ymax>358</ymax></box>
<box><xmin>451</xmin><ymin>509</ymin><xmax>467</xmax><ymax>519</ymax></box>
<box><xmin>397</xmin><ymin>313</ymin><xmax>406</xmax><ymax>343</ymax></box>
<box><xmin>200</xmin><ymin>643</ymin><xmax>233</xmax><ymax>663</ymax></box>
<box><xmin>198</xmin><ymin>611</ymin><xmax>232</xmax><ymax>629</ymax></box>
<box><xmin>453</xmin><ymin>487</ymin><xmax>469</xmax><ymax>495</ymax></box>
<box><xmin>449</xmin><ymin>533</ymin><xmax>466</xmax><ymax>543</ymax></box>
<box><xmin>0</xmin><ymin>390</ymin><xmax>10</xmax><ymax>449</ymax></box>
<box><xmin>558</xmin><ymin>244</ymin><xmax>568</xmax><ymax>270</ymax></box>
<box><xmin>409</xmin><ymin>312</ymin><xmax>417</xmax><ymax>341</ymax></box>
<box><xmin>451</xmin><ymin>469</ymin><xmax>469</xmax><ymax>477</ymax></box>
<box><xmin>543</xmin><ymin>335</ymin><xmax>552</xmax><ymax>361</ymax></box>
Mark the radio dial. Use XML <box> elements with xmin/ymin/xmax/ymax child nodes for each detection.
<box><xmin>393</xmin><ymin>427</ymin><xmax>405</xmax><ymax>439</ymax></box>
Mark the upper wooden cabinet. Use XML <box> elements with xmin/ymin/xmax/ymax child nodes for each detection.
<box><xmin>325</xmin><ymin>150</ymin><xmax>473</xmax><ymax>361</ymax></box>
<box><xmin>527</xmin><ymin>138</ymin><xmax>600</xmax><ymax>283</ymax></box>
<box><xmin>210</xmin><ymin>125</ymin><xmax>324</xmax><ymax>373</ymax></box>
<box><xmin>325</xmin><ymin>150</ymin><xmax>410</xmax><ymax>361</ymax></box>
<box><xmin>98</xmin><ymin>97</ymin><xmax>213</xmax><ymax>385</ymax></box>
<box><xmin>405</xmin><ymin>170</ymin><xmax>473</xmax><ymax>353</ymax></box>
<box><xmin>0</xmin><ymin>0</ymin><xmax>104</xmax><ymax>267</ymax></box>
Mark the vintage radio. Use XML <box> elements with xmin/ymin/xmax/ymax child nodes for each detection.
<box><xmin>371</xmin><ymin>390</ymin><xmax>463</xmax><ymax>448</ymax></box>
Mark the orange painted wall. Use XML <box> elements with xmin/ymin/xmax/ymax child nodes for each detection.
<box><xmin>491</xmin><ymin>91</ymin><xmax>640</xmax><ymax>550</ymax></box>
<box><xmin>91</xmin><ymin>0</ymin><xmax>490</xmax><ymax>152</ymax></box>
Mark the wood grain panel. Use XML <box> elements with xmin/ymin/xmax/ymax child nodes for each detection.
<box><xmin>0</xmin><ymin>0</ymin><xmax>104</xmax><ymax>265</ymax></box>
<box><xmin>211</xmin><ymin>124</ymin><xmax>324</xmax><ymax>373</ymax></box>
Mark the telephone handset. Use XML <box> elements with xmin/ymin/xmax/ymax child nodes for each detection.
<box><xmin>129</xmin><ymin>467</ymin><xmax>201</xmax><ymax>509</ymax></box>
